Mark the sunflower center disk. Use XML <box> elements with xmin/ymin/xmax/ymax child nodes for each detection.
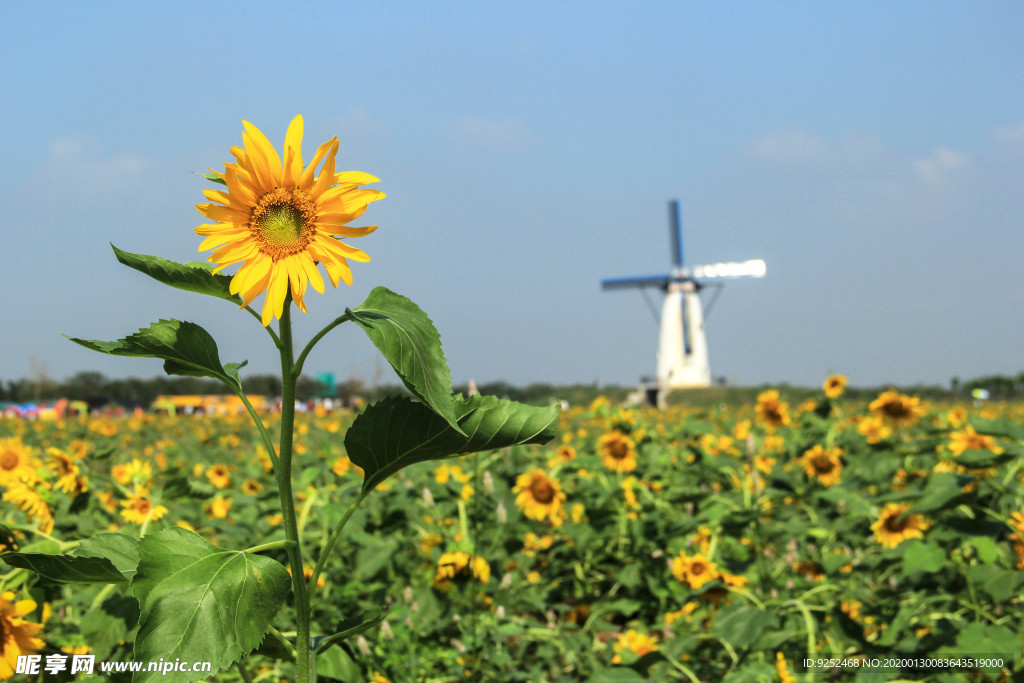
<box><xmin>530</xmin><ymin>479</ymin><xmax>556</xmax><ymax>504</ymax></box>
<box><xmin>0</xmin><ymin>452</ymin><xmax>18</xmax><ymax>470</ymax></box>
<box><xmin>249</xmin><ymin>188</ymin><xmax>317</xmax><ymax>259</ymax></box>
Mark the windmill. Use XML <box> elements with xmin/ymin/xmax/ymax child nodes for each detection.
<box><xmin>601</xmin><ymin>200</ymin><xmax>766</xmax><ymax>398</ymax></box>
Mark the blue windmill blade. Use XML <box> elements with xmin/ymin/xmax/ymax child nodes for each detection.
<box><xmin>669</xmin><ymin>200</ymin><xmax>684</xmax><ymax>268</ymax></box>
<box><xmin>601</xmin><ymin>273</ymin><xmax>673</xmax><ymax>290</ymax></box>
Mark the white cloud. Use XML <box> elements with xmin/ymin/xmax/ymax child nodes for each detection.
<box><xmin>450</xmin><ymin>116</ymin><xmax>534</xmax><ymax>151</ymax></box>
<box><xmin>912</xmin><ymin>147</ymin><xmax>968</xmax><ymax>184</ymax></box>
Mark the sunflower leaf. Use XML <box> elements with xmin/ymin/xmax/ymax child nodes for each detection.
<box><xmin>66</xmin><ymin>319</ymin><xmax>244</xmax><ymax>391</ymax></box>
<box><xmin>345</xmin><ymin>287</ymin><xmax>462</xmax><ymax>433</ymax></box>
<box><xmin>0</xmin><ymin>551</ymin><xmax>130</xmax><ymax>584</ymax></box>
<box><xmin>130</xmin><ymin>527</ymin><xmax>290</xmax><ymax>683</ymax></box>
<box><xmin>345</xmin><ymin>394</ymin><xmax>560</xmax><ymax>494</ymax></box>
<box><xmin>112</xmin><ymin>245</ymin><xmax>242</xmax><ymax>305</ymax></box>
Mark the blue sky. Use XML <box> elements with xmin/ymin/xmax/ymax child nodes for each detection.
<box><xmin>2</xmin><ymin>2</ymin><xmax>1023</xmax><ymax>391</ymax></box>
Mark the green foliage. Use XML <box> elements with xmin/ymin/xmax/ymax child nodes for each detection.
<box><xmin>345</xmin><ymin>287</ymin><xmax>462</xmax><ymax>432</ymax></box>
<box><xmin>66</xmin><ymin>320</ymin><xmax>245</xmax><ymax>391</ymax></box>
<box><xmin>111</xmin><ymin>245</ymin><xmax>242</xmax><ymax>306</ymax></box>
<box><xmin>130</xmin><ymin>528</ymin><xmax>290</xmax><ymax>682</ymax></box>
<box><xmin>345</xmin><ymin>394</ymin><xmax>560</xmax><ymax>493</ymax></box>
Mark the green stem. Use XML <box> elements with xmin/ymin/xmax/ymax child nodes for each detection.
<box><xmin>293</xmin><ymin>313</ymin><xmax>350</xmax><ymax>378</ymax></box>
<box><xmin>275</xmin><ymin>302</ymin><xmax>311</xmax><ymax>683</ymax></box>
<box><xmin>245</xmin><ymin>540</ymin><xmax>295</xmax><ymax>554</ymax></box>
<box><xmin>245</xmin><ymin>306</ymin><xmax>283</xmax><ymax>349</ymax></box>
<box><xmin>236</xmin><ymin>660</ymin><xmax>255</xmax><ymax>683</ymax></box>
<box><xmin>235</xmin><ymin>390</ymin><xmax>279</xmax><ymax>472</ymax></box>
<box><xmin>311</xmin><ymin>491</ymin><xmax>368</xmax><ymax>592</ymax></box>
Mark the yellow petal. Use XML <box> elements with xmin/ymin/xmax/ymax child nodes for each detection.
<box><xmin>242</xmin><ymin>119</ymin><xmax>284</xmax><ymax>184</ymax></box>
<box><xmin>282</xmin><ymin>115</ymin><xmax>304</xmax><ymax>188</ymax></box>
<box><xmin>230</xmin><ymin>256</ymin><xmax>272</xmax><ymax>295</ymax></box>
<box><xmin>334</xmin><ymin>171</ymin><xmax>380</xmax><ymax>185</ymax></box>
<box><xmin>311</xmin><ymin>141</ymin><xmax>340</xmax><ymax>198</ymax></box>
<box><xmin>298</xmin><ymin>254</ymin><xmax>325</xmax><ymax>293</ymax></box>
<box><xmin>298</xmin><ymin>138</ymin><xmax>336</xmax><ymax>190</ymax></box>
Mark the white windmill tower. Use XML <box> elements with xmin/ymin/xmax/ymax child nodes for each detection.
<box><xmin>602</xmin><ymin>200</ymin><xmax>766</xmax><ymax>401</ymax></box>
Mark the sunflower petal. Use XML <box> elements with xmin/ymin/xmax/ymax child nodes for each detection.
<box><xmin>242</xmin><ymin>119</ymin><xmax>284</xmax><ymax>184</ymax></box>
<box><xmin>282</xmin><ymin>115</ymin><xmax>304</xmax><ymax>188</ymax></box>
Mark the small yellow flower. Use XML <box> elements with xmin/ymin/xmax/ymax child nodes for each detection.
<box><xmin>872</xmin><ymin>502</ymin><xmax>930</xmax><ymax>548</ymax></box>
<box><xmin>331</xmin><ymin>456</ymin><xmax>351</xmax><ymax>477</ymax></box>
<box><xmin>756</xmin><ymin>390</ymin><xmax>791</xmax><ymax>429</ymax></box>
<box><xmin>120</xmin><ymin>488</ymin><xmax>168</xmax><ymax>525</ymax></box>
<box><xmin>823</xmin><ymin>374</ymin><xmax>848</xmax><ymax>398</ymax></box>
<box><xmin>798</xmin><ymin>445</ymin><xmax>843</xmax><ymax>487</ymax></box>
<box><xmin>0</xmin><ymin>437</ymin><xmax>40</xmax><ymax>486</ymax></box>
<box><xmin>857</xmin><ymin>415</ymin><xmax>892</xmax><ymax>444</ymax></box>
<box><xmin>611</xmin><ymin>629</ymin><xmax>658</xmax><ymax>663</ymax></box>
<box><xmin>869</xmin><ymin>390</ymin><xmax>924</xmax><ymax>428</ymax></box>
<box><xmin>947</xmin><ymin>425</ymin><xmax>1003</xmax><ymax>457</ymax></box>
<box><xmin>513</xmin><ymin>469</ymin><xmax>566</xmax><ymax>524</ymax></box>
<box><xmin>670</xmin><ymin>551</ymin><xmax>720</xmax><ymax>590</ymax></box>
<box><xmin>432</xmin><ymin>551</ymin><xmax>490</xmax><ymax>592</ymax></box>
<box><xmin>0</xmin><ymin>591</ymin><xmax>45</xmax><ymax>679</ymax></box>
<box><xmin>206</xmin><ymin>464</ymin><xmax>232</xmax><ymax>489</ymax></box>
<box><xmin>776</xmin><ymin>652</ymin><xmax>796</xmax><ymax>683</ymax></box>
<box><xmin>241</xmin><ymin>479</ymin><xmax>264</xmax><ymax>495</ymax></box>
<box><xmin>597</xmin><ymin>431</ymin><xmax>638</xmax><ymax>473</ymax></box>
<box><xmin>205</xmin><ymin>496</ymin><xmax>232</xmax><ymax>520</ymax></box>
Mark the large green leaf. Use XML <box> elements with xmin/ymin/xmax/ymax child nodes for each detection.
<box><xmin>345</xmin><ymin>287</ymin><xmax>461</xmax><ymax>432</ymax></box>
<box><xmin>67</xmin><ymin>319</ymin><xmax>244</xmax><ymax>390</ymax></box>
<box><xmin>112</xmin><ymin>245</ymin><xmax>242</xmax><ymax>305</ymax></box>
<box><xmin>75</xmin><ymin>532</ymin><xmax>141</xmax><ymax>581</ymax></box>
<box><xmin>0</xmin><ymin>552</ymin><xmax>129</xmax><ymax>584</ymax></box>
<box><xmin>130</xmin><ymin>528</ymin><xmax>291</xmax><ymax>683</ymax></box>
<box><xmin>345</xmin><ymin>394</ymin><xmax>560</xmax><ymax>493</ymax></box>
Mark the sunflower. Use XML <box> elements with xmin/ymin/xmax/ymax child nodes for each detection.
<box><xmin>432</xmin><ymin>551</ymin><xmax>491</xmax><ymax>592</ymax></box>
<box><xmin>871</xmin><ymin>502</ymin><xmax>930</xmax><ymax>548</ymax></box>
<box><xmin>195</xmin><ymin>115</ymin><xmax>385</xmax><ymax>326</ymax></box>
<box><xmin>547</xmin><ymin>445</ymin><xmax>577</xmax><ymax>466</ymax></box>
<box><xmin>755</xmin><ymin>390</ymin><xmax>791</xmax><ymax>429</ymax></box>
<box><xmin>947</xmin><ymin>425</ymin><xmax>1003</xmax><ymax>457</ymax></box>
<box><xmin>611</xmin><ymin>629</ymin><xmax>658</xmax><ymax>663</ymax></box>
<box><xmin>597</xmin><ymin>431</ymin><xmax>638</xmax><ymax>473</ymax></box>
<box><xmin>798</xmin><ymin>445</ymin><xmax>843</xmax><ymax>487</ymax></box>
<box><xmin>857</xmin><ymin>415</ymin><xmax>892</xmax><ymax>444</ymax></box>
<box><xmin>823</xmin><ymin>374</ymin><xmax>848</xmax><ymax>398</ymax></box>
<box><xmin>47</xmin><ymin>447</ymin><xmax>80</xmax><ymax>494</ymax></box>
<box><xmin>241</xmin><ymin>479</ymin><xmax>264</xmax><ymax>495</ymax></box>
<box><xmin>513</xmin><ymin>469</ymin><xmax>566</xmax><ymax>523</ymax></box>
<box><xmin>670</xmin><ymin>551</ymin><xmax>720</xmax><ymax>590</ymax></box>
<box><xmin>0</xmin><ymin>437</ymin><xmax>40</xmax><ymax>487</ymax></box>
<box><xmin>111</xmin><ymin>459</ymin><xmax>152</xmax><ymax>487</ymax></box>
<box><xmin>3</xmin><ymin>483</ymin><xmax>54</xmax><ymax>534</ymax></box>
<box><xmin>206</xmin><ymin>464</ymin><xmax>232</xmax><ymax>489</ymax></box>
<box><xmin>869</xmin><ymin>390</ymin><xmax>924</xmax><ymax>428</ymax></box>
<box><xmin>120</xmin><ymin>488</ymin><xmax>168</xmax><ymax>525</ymax></box>
<box><xmin>0</xmin><ymin>591</ymin><xmax>45</xmax><ymax>679</ymax></box>
<box><xmin>205</xmin><ymin>496</ymin><xmax>232</xmax><ymax>520</ymax></box>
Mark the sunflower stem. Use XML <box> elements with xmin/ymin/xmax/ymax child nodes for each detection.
<box><xmin>310</xmin><ymin>490</ymin><xmax>368</xmax><ymax>593</ymax></box>
<box><xmin>235</xmin><ymin>390</ymin><xmax>280</xmax><ymax>472</ymax></box>
<box><xmin>275</xmin><ymin>302</ymin><xmax>312</xmax><ymax>683</ymax></box>
<box><xmin>293</xmin><ymin>313</ymin><xmax>351</xmax><ymax>379</ymax></box>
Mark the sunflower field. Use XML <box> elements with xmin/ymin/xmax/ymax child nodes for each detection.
<box><xmin>1</xmin><ymin>381</ymin><xmax>1023</xmax><ymax>683</ymax></box>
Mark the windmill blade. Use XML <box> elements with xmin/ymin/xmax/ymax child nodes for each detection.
<box><xmin>687</xmin><ymin>259</ymin><xmax>766</xmax><ymax>282</ymax></box>
<box><xmin>601</xmin><ymin>274</ymin><xmax>673</xmax><ymax>290</ymax></box>
<box><xmin>669</xmin><ymin>200</ymin><xmax>683</xmax><ymax>267</ymax></box>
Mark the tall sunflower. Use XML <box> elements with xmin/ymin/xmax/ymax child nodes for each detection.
<box><xmin>513</xmin><ymin>468</ymin><xmax>566</xmax><ymax>523</ymax></box>
<box><xmin>947</xmin><ymin>425</ymin><xmax>1003</xmax><ymax>457</ymax></box>
<box><xmin>0</xmin><ymin>591</ymin><xmax>45</xmax><ymax>679</ymax></box>
<box><xmin>871</xmin><ymin>502</ymin><xmax>930</xmax><ymax>548</ymax></box>
<box><xmin>195</xmin><ymin>115</ymin><xmax>385</xmax><ymax>326</ymax></box>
